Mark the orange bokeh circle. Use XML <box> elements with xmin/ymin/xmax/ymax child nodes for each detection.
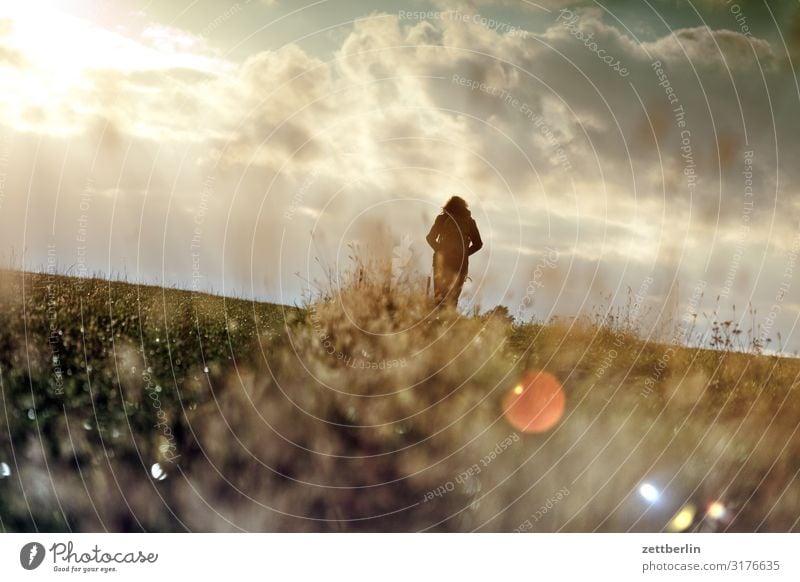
<box><xmin>502</xmin><ymin>369</ymin><xmax>565</xmax><ymax>433</ymax></box>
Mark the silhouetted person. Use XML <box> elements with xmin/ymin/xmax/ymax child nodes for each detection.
<box><xmin>426</xmin><ymin>196</ymin><xmax>483</xmax><ymax>306</ymax></box>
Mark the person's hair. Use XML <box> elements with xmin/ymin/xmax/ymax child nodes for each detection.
<box><xmin>442</xmin><ymin>195</ymin><xmax>470</xmax><ymax>219</ymax></box>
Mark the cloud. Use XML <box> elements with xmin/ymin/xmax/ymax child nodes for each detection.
<box><xmin>1</xmin><ymin>3</ymin><xmax>798</xmax><ymax>348</ymax></box>
<box><xmin>430</xmin><ymin>0</ymin><xmax>581</xmax><ymax>10</ymax></box>
<box><xmin>645</xmin><ymin>26</ymin><xmax>776</xmax><ymax>66</ymax></box>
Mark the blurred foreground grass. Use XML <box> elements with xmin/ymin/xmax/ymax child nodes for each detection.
<box><xmin>0</xmin><ymin>268</ymin><xmax>798</xmax><ymax>532</ymax></box>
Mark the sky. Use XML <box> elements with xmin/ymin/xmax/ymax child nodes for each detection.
<box><xmin>1</xmin><ymin>0</ymin><xmax>799</xmax><ymax>352</ymax></box>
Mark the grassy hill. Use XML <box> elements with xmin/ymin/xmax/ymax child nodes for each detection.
<box><xmin>0</xmin><ymin>268</ymin><xmax>798</xmax><ymax>532</ymax></box>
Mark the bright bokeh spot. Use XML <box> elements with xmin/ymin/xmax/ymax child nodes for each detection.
<box><xmin>639</xmin><ymin>483</ymin><xmax>660</xmax><ymax>503</ymax></box>
<box><xmin>707</xmin><ymin>500</ymin><xmax>726</xmax><ymax>520</ymax></box>
<box><xmin>502</xmin><ymin>370</ymin><xmax>565</xmax><ymax>433</ymax></box>
<box><xmin>150</xmin><ymin>463</ymin><xmax>167</xmax><ymax>481</ymax></box>
<box><xmin>667</xmin><ymin>504</ymin><xmax>696</xmax><ymax>532</ymax></box>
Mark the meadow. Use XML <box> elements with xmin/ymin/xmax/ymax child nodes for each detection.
<box><xmin>0</xmin><ymin>266</ymin><xmax>798</xmax><ymax>532</ymax></box>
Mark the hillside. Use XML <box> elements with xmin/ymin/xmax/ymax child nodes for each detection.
<box><xmin>0</xmin><ymin>269</ymin><xmax>798</xmax><ymax>532</ymax></box>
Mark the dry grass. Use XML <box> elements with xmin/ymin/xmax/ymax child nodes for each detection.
<box><xmin>0</xmin><ymin>264</ymin><xmax>798</xmax><ymax>532</ymax></box>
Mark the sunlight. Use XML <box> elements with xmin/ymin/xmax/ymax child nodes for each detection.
<box><xmin>0</xmin><ymin>0</ymin><xmax>232</xmax><ymax>137</ymax></box>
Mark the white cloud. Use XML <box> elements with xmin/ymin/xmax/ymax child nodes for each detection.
<box><xmin>1</xmin><ymin>4</ymin><xmax>798</xmax><ymax>347</ymax></box>
<box><xmin>0</xmin><ymin>6</ymin><xmax>236</xmax><ymax>138</ymax></box>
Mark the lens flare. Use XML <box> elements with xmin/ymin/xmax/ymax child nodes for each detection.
<box><xmin>502</xmin><ymin>370</ymin><xmax>565</xmax><ymax>433</ymax></box>
<box><xmin>707</xmin><ymin>500</ymin><xmax>726</xmax><ymax>520</ymax></box>
<box><xmin>639</xmin><ymin>483</ymin><xmax>660</xmax><ymax>503</ymax></box>
<box><xmin>667</xmin><ymin>504</ymin><xmax>696</xmax><ymax>532</ymax></box>
<box><xmin>150</xmin><ymin>462</ymin><xmax>167</xmax><ymax>481</ymax></box>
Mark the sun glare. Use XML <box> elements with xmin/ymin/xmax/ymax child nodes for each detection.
<box><xmin>0</xmin><ymin>1</ymin><xmax>228</xmax><ymax>136</ymax></box>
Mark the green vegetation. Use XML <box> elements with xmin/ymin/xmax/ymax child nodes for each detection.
<box><xmin>0</xmin><ymin>268</ymin><xmax>798</xmax><ymax>532</ymax></box>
